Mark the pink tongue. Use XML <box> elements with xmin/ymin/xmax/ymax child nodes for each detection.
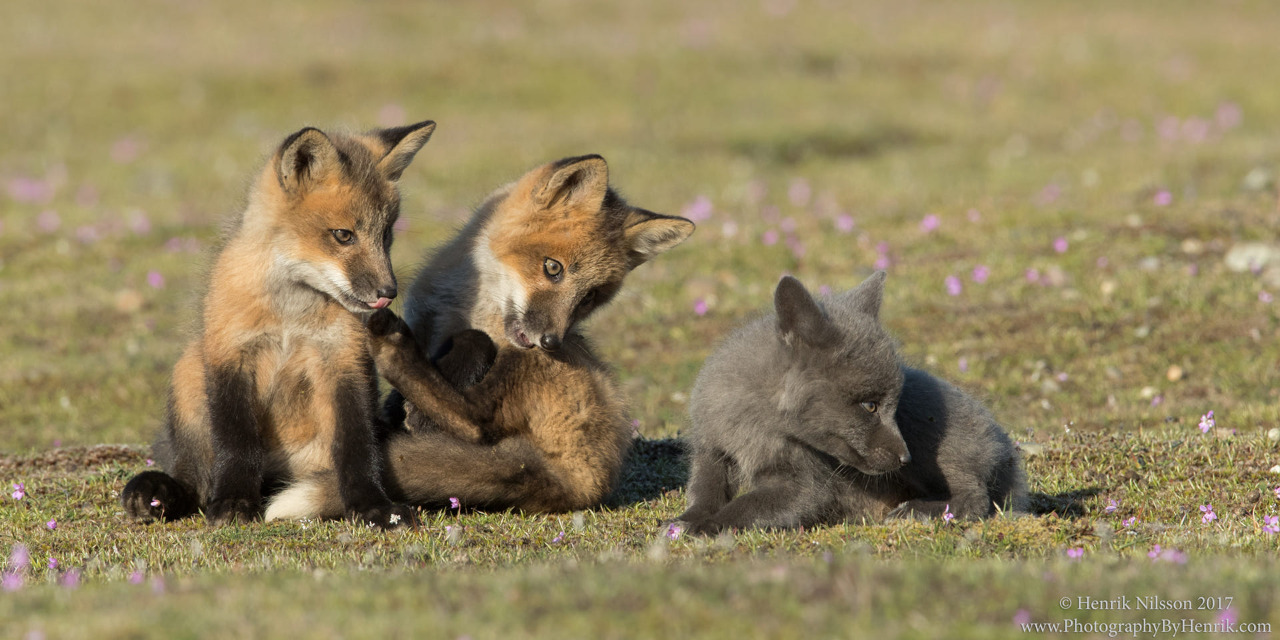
<box><xmin>369</xmin><ymin>297</ymin><xmax>392</xmax><ymax>310</ymax></box>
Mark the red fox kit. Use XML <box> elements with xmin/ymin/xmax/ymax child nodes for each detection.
<box><xmin>265</xmin><ymin>154</ymin><xmax>694</xmax><ymax>519</ymax></box>
<box><xmin>121</xmin><ymin>121</ymin><xmax>436</xmax><ymax>528</ymax></box>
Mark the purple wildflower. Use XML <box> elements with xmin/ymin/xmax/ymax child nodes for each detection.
<box><xmin>834</xmin><ymin>213</ymin><xmax>854</xmax><ymax>233</ymax></box>
<box><xmin>1274</xmin><ymin>486</ymin><xmax>1280</xmax><ymax>500</ymax></box>
<box><xmin>967</xmin><ymin>209</ymin><xmax>981</xmax><ymax>223</ymax></box>
<box><xmin>129</xmin><ymin>571</ymin><xmax>145</xmax><ymax>585</ymax></box>
<box><xmin>1012</xmin><ymin>609</ymin><xmax>1031</xmax><ymax>626</ymax></box>
<box><xmin>1200</xmin><ymin>504</ymin><xmax>1217</xmax><ymax>524</ymax></box>
<box><xmin>9</xmin><ymin>544</ymin><xmax>29</xmax><ymax>570</ymax></box>
<box><xmin>920</xmin><ymin>214</ymin><xmax>940</xmax><ymax>233</ymax></box>
<box><xmin>551</xmin><ymin>530</ymin><xmax>564</xmax><ymax>544</ymax></box>
<box><xmin>666</xmin><ymin>523</ymin><xmax>683</xmax><ymax>540</ymax></box>
<box><xmin>1122</xmin><ymin>517</ymin><xmax>1136</xmax><ymax>528</ymax></box>
<box><xmin>945</xmin><ymin>276</ymin><xmax>962</xmax><ymax>297</ymax></box>
<box><xmin>146</xmin><ymin>458</ymin><xmax>154</xmax><ymax>467</ymax></box>
<box><xmin>449</xmin><ymin>497</ymin><xmax>461</xmax><ymax>510</ymax></box>
<box><xmin>1153</xmin><ymin>190</ymin><xmax>1172</xmax><ymax>207</ymax></box>
<box><xmin>1263</xmin><ymin>515</ymin><xmax>1279</xmax><ymax>535</ymax></box>
<box><xmin>45</xmin><ymin>519</ymin><xmax>56</xmax><ymax>531</ymax></box>
<box><xmin>958</xmin><ymin>357</ymin><xmax>969</xmax><ymax>373</ymax></box>
<box><xmin>761</xmin><ymin>229</ymin><xmax>779</xmax><ymax>246</ymax></box>
<box><xmin>1198</xmin><ymin>410</ymin><xmax>1215</xmax><ymax>433</ymax></box>
<box><xmin>1104</xmin><ymin>500</ymin><xmax>1117</xmax><ymax>514</ymax></box>
<box><xmin>971</xmin><ymin>265</ymin><xmax>990</xmax><ymax>284</ymax></box>
<box><xmin>1</xmin><ymin>572</ymin><xmax>21</xmax><ymax>592</ymax></box>
<box><xmin>150</xmin><ymin>498</ymin><xmax>161</xmax><ymax>508</ymax></box>
<box><xmin>1052</xmin><ymin>237</ymin><xmax>1068</xmax><ymax>254</ymax></box>
<box><xmin>147</xmin><ymin>271</ymin><xmax>165</xmax><ymax>289</ymax></box>
<box><xmin>681</xmin><ymin>195</ymin><xmax>713</xmax><ymax>223</ymax></box>
<box><xmin>1025</xmin><ymin>268</ymin><xmax>1041</xmax><ymax>284</ymax></box>
<box><xmin>1065</xmin><ymin>547</ymin><xmax>1084</xmax><ymax>560</ymax></box>
<box><xmin>36</xmin><ymin>210</ymin><xmax>60</xmax><ymax>233</ymax></box>
<box><xmin>942</xmin><ymin>504</ymin><xmax>954</xmax><ymax>523</ymax></box>
<box><xmin>1147</xmin><ymin>544</ymin><xmax>1162</xmax><ymax>559</ymax></box>
<box><xmin>1218</xmin><ymin>607</ymin><xmax>1238</xmax><ymax>627</ymax></box>
<box><xmin>59</xmin><ymin>569</ymin><xmax>80</xmax><ymax>589</ymax></box>
<box><xmin>1261</xmin><ymin>291</ymin><xmax>1274</xmax><ymax>304</ymax></box>
<box><xmin>693</xmin><ymin>298</ymin><xmax>708</xmax><ymax>316</ymax></box>
<box><xmin>11</xmin><ymin>483</ymin><xmax>23</xmax><ymax>500</ymax></box>
<box><xmin>47</xmin><ymin>558</ymin><xmax>57</xmax><ymax>570</ymax></box>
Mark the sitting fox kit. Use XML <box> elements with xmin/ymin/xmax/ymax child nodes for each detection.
<box><xmin>678</xmin><ymin>272</ymin><xmax>1027</xmax><ymax>534</ymax></box>
<box><xmin>121</xmin><ymin>120</ymin><xmax>437</xmax><ymax>528</ymax></box>
<box><xmin>264</xmin><ymin>154</ymin><xmax>695</xmax><ymax>520</ymax></box>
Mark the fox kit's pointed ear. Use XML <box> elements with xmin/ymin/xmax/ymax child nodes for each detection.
<box><xmin>841</xmin><ymin>270</ymin><xmax>887</xmax><ymax>318</ymax></box>
<box><xmin>277</xmin><ymin>128</ymin><xmax>342</xmax><ymax>194</ymax></box>
<box><xmin>374</xmin><ymin>120</ymin><xmax>436</xmax><ymax>181</ymax></box>
<box><xmin>535</xmin><ymin>155</ymin><xmax>609</xmax><ymax>212</ymax></box>
<box><xmin>775</xmin><ymin>276</ymin><xmax>838</xmax><ymax>348</ymax></box>
<box><xmin>622</xmin><ymin>208</ymin><xmax>695</xmax><ymax>269</ymax></box>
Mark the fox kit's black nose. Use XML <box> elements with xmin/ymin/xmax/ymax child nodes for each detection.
<box><xmin>376</xmin><ymin>285</ymin><xmax>398</xmax><ymax>300</ymax></box>
<box><xmin>539</xmin><ymin>334</ymin><xmax>561</xmax><ymax>351</ymax></box>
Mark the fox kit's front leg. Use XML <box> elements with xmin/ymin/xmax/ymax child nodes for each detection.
<box><xmin>203</xmin><ymin>361</ymin><xmax>266</xmax><ymax>524</ymax></box>
<box><xmin>366</xmin><ymin>308</ymin><xmax>492</xmax><ymax>443</ymax></box>
<box><xmin>332</xmin><ymin>358</ymin><xmax>418</xmax><ymax>528</ymax></box>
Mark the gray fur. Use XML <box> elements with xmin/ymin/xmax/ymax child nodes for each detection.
<box><xmin>678</xmin><ymin>272</ymin><xmax>1027</xmax><ymax>534</ymax></box>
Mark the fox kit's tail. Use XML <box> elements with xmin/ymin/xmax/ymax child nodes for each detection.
<box><xmin>264</xmin><ymin>431</ymin><xmax>580</xmax><ymax>520</ymax></box>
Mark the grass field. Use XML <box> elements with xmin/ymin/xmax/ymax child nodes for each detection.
<box><xmin>2</xmin><ymin>0</ymin><xmax>1280</xmax><ymax>637</ymax></box>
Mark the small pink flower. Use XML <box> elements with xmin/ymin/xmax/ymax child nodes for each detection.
<box><xmin>1198</xmin><ymin>410</ymin><xmax>1215</xmax><ymax>433</ymax></box>
<box><xmin>1153</xmin><ymin>190</ymin><xmax>1172</xmax><ymax>206</ymax></box>
<box><xmin>1066</xmin><ymin>547</ymin><xmax>1084</xmax><ymax>560</ymax></box>
<box><xmin>1217</xmin><ymin>607</ymin><xmax>1238</xmax><ymax>627</ymax></box>
<box><xmin>1200</xmin><ymin>504</ymin><xmax>1217</xmax><ymax>524</ymax></box>
<box><xmin>11</xmin><ymin>483</ymin><xmax>23</xmax><ymax>500</ymax></box>
<box><xmin>1025</xmin><ymin>268</ymin><xmax>1041</xmax><ymax>284</ymax></box>
<box><xmin>786</xmin><ymin>237</ymin><xmax>806</xmax><ymax>260</ymax></box>
<box><xmin>1</xmin><ymin>572</ymin><xmax>21</xmax><ymax>592</ymax></box>
<box><xmin>111</xmin><ymin>135</ymin><xmax>144</xmax><ymax>163</ymax></box>
<box><xmin>1056</xmin><ymin>372</ymin><xmax>1068</xmax><ymax>382</ymax></box>
<box><xmin>129</xmin><ymin>571</ymin><xmax>145</xmax><ymax>585</ymax></box>
<box><xmin>693</xmin><ymin>298</ymin><xmax>708</xmax><ymax>316</ymax></box>
<box><xmin>1104</xmin><ymin>500</ymin><xmax>1117</xmax><ymax>514</ymax></box>
<box><xmin>1273</xmin><ymin>486</ymin><xmax>1280</xmax><ymax>501</ymax></box>
<box><xmin>971</xmin><ymin>265</ymin><xmax>990</xmax><ymax>284</ymax></box>
<box><xmin>1261</xmin><ymin>291</ymin><xmax>1274</xmax><ymax>304</ymax></box>
<box><xmin>551</xmin><ymin>531</ymin><xmax>564</xmax><ymax>544</ymax></box>
<box><xmin>449</xmin><ymin>497</ymin><xmax>461</xmax><ymax>510</ymax></box>
<box><xmin>818</xmin><ymin>285</ymin><xmax>831</xmax><ymax>296</ymax></box>
<box><xmin>146</xmin><ymin>458</ymin><xmax>154</xmax><ymax>467</ymax></box>
<box><xmin>666</xmin><ymin>523</ymin><xmax>683</xmax><ymax>540</ymax></box>
<box><xmin>47</xmin><ymin>558</ymin><xmax>57</xmax><ymax>570</ymax></box>
<box><xmin>681</xmin><ymin>195</ymin><xmax>713</xmax><ymax>222</ymax></box>
<box><xmin>761</xmin><ymin>229</ymin><xmax>779</xmax><ymax>246</ymax></box>
<box><xmin>147</xmin><ymin>271</ymin><xmax>165</xmax><ymax>289</ymax></box>
<box><xmin>1036</xmin><ymin>183</ymin><xmax>1061</xmax><ymax>206</ymax></box>
<box><xmin>942</xmin><ymin>504</ymin><xmax>954</xmax><ymax>523</ymax></box>
<box><xmin>59</xmin><ymin>569</ymin><xmax>80</xmax><ymax>589</ymax></box>
<box><xmin>45</xmin><ymin>519</ymin><xmax>56</xmax><ymax>531</ymax></box>
<box><xmin>1122</xmin><ymin>517</ymin><xmax>1136</xmax><ymax>528</ymax></box>
<box><xmin>150</xmin><ymin>575</ymin><xmax>166</xmax><ymax>594</ymax></box>
<box><xmin>967</xmin><ymin>209</ymin><xmax>981</xmax><ymax>223</ymax></box>
<box><xmin>1012</xmin><ymin>609</ymin><xmax>1031</xmax><ymax>626</ymax></box>
<box><xmin>873</xmin><ymin>255</ymin><xmax>891</xmax><ymax>270</ymax></box>
<box><xmin>1150</xmin><ymin>395</ymin><xmax>1163</xmax><ymax>407</ymax></box>
<box><xmin>920</xmin><ymin>214</ymin><xmax>940</xmax><ymax>233</ymax></box>
<box><xmin>1096</xmin><ymin>256</ymin><xmax>1109</xmax><ymax>269</ymax></box>
<box><xmin>36</xmin><ymin>209</ymin><xmax>61</xmax><ymax>233</ymax></box>
<box><xmin>945</xmin><ymin>276</ymin><xmax>962</xmax><ymax>297</ymax></box>
<box><xmin>1159</xmin><ymin>548</ymin><xmax>1188</xmax><ymax>564</ymax></box>
<box><xmin>1052</xmin><ymin>237</ymin><xmax>1068</xmax><ymax>254</ymax></box>
<box><xmin>1147</xmin><ymin>544</ymin><xmax>1162</xmax><ymax>559</ymax></box>
<box><xmin>150</xmin><ymin>498</ymin><xmax>161</xmax><ymax>508</ymax></box>
<box><xmin>834</xmin><ymin>213</ymin><xmax>855</xmax><ymax>233</ymax></box>
<box><xmin>7</xmin><ymin>177</ymin><xmax>54</xmax><ymax>204</ymax></box>
<box><xmin>9</xmin><ymin>544</ymin><xmax>30</xmax><ymax>570</ymax></box>
<box><xmin>1263</xmin><ymin>515</ymin><xmax>1279</xmax><ymax>535</ymax></box>
<box><xmin>958</xmin><ymin>357</ymin><xmax>969</xmax><ymax>373</ymax></box>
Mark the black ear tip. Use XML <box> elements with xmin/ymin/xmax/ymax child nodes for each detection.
<box><xmin>774</xmin><ymin>275</ymin><xmax>811</xmax><ymax>309</ymax></box>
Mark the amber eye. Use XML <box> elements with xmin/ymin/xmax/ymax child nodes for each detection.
<box><xmin>543</xmin><ymin>258</ymin><xmax>563</xmax><ymax>280</ymax></box>
<box><xmin>331</xmin><ymin>229</ymin><xmax>355</xmax><ymax>245</ymax></box>
<box><xmin>860</xmin><ymin>401</ymin><xmax>878</xmax><ymax>413</ymax></box>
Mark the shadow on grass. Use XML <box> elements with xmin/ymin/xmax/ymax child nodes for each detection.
<box><xmin>605</xmin><ymin>438</ymin><xmax>689</xmax><ymax>508</ymax></box>
<box><xmin>1027</xmin><ymin>487</ymin><xmax>1104</xmax><ymax>518</ymax></box>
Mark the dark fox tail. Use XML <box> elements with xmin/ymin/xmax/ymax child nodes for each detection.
<box><xmin>264</xmin><ymin>430</ymin><xmax>585</xmax><ymax>521</ymax></box>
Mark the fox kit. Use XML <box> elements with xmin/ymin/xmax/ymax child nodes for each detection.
<box><xmin>678</xmin><ymin>272</ymin><xmax>1027</xmax><ymax>534</ymax></box>
<box><xmin>264</xmin><ymin>154</ymin><xmax>694</xmax><ymax>519</ymax></box>
<box><xmin>120</xmin><ymin>121</ymin><xmax>437</xmax><ymax>528</ymax></box>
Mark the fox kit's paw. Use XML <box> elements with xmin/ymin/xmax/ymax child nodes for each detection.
<box><xmin>350</xmin><ymin>503</ymin><xmax>419</xmax><ymax>530</ymax></box>
<box><xmin>887</xmin><ymin>499</ymin><xmax>955</xmax><ymax>521</ymax></box>
<box><xmin>672</xmin><ymin>515</ymin><xmax>724</xmax><ymax>537</ymax></box>
<box><xmin>366</xmin><ymin>309</ymin><xmax>421</xmax><ymax>372</ymax></box>
<box><xmin>121</xmin><ymin>471</ymin><xmax>199</xmax><ymax>522</ymax></box>
<box><xmin>205</xmin><ymin>496</ymin><xmax>262</xmax><ymax>526</ymax></box>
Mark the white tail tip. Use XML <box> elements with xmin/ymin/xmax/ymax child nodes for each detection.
<box><xmin>264</xmin><ymin>481</ymin><xmax>322</xmax><ymax>522</ymax></box>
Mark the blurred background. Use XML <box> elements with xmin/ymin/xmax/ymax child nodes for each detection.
<box><xmin>2</xmin><ymin>0</ymin><xmax>1277</xmax><ymax>451</ymax></box>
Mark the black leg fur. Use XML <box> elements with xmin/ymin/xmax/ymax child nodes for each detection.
<box><xmin>205</xmin><ymin>364</ymin><xmax>265</xmax><ymax>525</ymax></box>
<box><xmin>121</xmin><ymin>471</ymin><xmax>200</xmax><ymax>522</ymax></box>
<box><xmin>334</xmin><ymin>362</ymin><xmax>416</xmax><ymax>530</ymax></box>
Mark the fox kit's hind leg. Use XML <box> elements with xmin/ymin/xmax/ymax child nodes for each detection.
<box><xmin>683</xmin><ymin>468</ymin><xmax>825</xmax><ymax>535</ymax></box>
<box><xmin>367</xmin><ymin>309</ymin><xmax>493</xmax><ymax>442</ymax></box>
<box><xmin>676</xmin><ymin>447</ymin><xmax>737</xmax><ymax>529</ymax></box>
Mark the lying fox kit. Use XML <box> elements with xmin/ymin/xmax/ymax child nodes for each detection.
<box><xmin>120</xmin><ymin>120</ymin><xmax>437</xmax><ymax>528</ymax></box>
<box><xmin>263</xmin><ymin>154</ymin><xmax>695</xmax><ymax>520</ymax></box>
<box><xmin>679</xmin><ymin>272</ymin><xmax>1027</xmax><ymax>534</ymax></box>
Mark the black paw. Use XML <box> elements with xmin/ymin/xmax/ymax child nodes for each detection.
<box><xmin>205</xmin><ymin>496</ymin><xmax>262</xmax><ymax>525</ymax></box>
<box><xmin>121</xmin><ymin>471</ymin><xmax>199</xmax><ymax>522</ymax></box>
<box><xmin>431</xmin><ymin>329</ymin><xmax>497</xmax><ymax>391</ymax></box>
<box><xmin>349</xmin><ymin>503</ymin><xmax>418</xmax><ymax>530</ymax></box>
<box><xmin>887</xmin><ymin>499</ymin><xmax>953</xmax><ymax>521</ymax></box>
<box><xmin>365</xmin><ymin>307</ymin><xmax>412</xmax><ymax>342</ymax></box>
<box><xmin>675</xmin><ymin>517</ymin><xmax>724</xmax><ymax>537</ymax></box>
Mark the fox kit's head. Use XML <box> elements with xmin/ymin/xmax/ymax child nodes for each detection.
<box><xmin>253</xmin><ymin>120</ymin><xmax>436</xmax><ymax>315</ymax></box>
<box><xmin>773</xmin><ymin>272</ymin><xmax>910</xmax><ymax>476</ymax></box>
<box><xmin>480</xmin><ymin>154</ymin><xmax>694</xmax><ymax>351</ymax></box>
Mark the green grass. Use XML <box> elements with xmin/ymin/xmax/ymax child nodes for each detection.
<box><xmin>3</xmin><ymin>0</ymin><xmax>1280</xmax><ymax>636</ymax></box>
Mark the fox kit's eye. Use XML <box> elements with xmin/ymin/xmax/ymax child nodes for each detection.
<box><xmin>331</xmin><ymin>229</ymin><xmax>355</xmax><ymax>245</ymax></box>
<box><xmin>543</xmin><ymin>258</ymin><xmax>563</xmax><ymax>281</ymax></box>
<box><xmin>860</xmin><ymin>401</ymin><xmax>878</xmax><ymax>413</ymax></box>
